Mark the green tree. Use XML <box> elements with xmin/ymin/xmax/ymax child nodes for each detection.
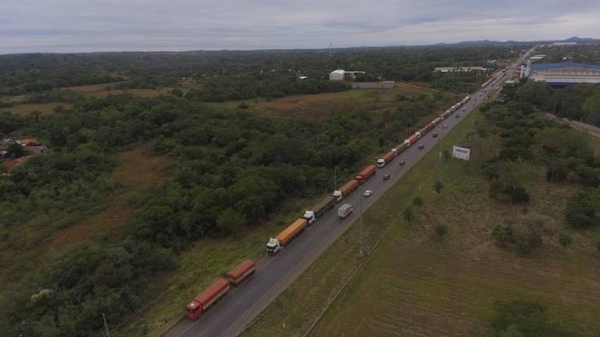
<box><xmin>491</xmin><ymin>300</ymin><xmax>576</xmax><ymax>337</ymax></box>
<box><xmin>435</xmin><ymin>225</ymin><xmax>448</xmax><ymax>237</ymax></box>
<box><xmin>6</xmin><ymin>142</ymin><xmax>25</xmax><ymax>158</ymax></box>
<box><xmin>217</xmin><ymin>208</ymin><xmax>246</xmax><ymax>239</ymax></box>
<box><xmin>558</xmin><ymin>233</ymin><xmax>573</xmax><ymax>248</ymax></box>
<box><xmin>403</xmin><ymin>207</ymin><xmax>415</xmax><ymax>222</ymax></box>
<box><xmin>492</xmin><ymin>225</ymin><xmax>514</xmax><ymax>247</ymax></box>
<box><xmin>582</xmin><ymin>92</ymin><xmax>600</xmax><ymax>126</ymax></box>
<box><xmin>412</xmin><ymin>196</ymin><xmax>424</xmax><ymax>207</ymax></box>
<box><xmin>565</xmin><ymin>190</ymin><xmax>599</xmax><ymax>228</ymax></box>
<box><xmin>434</xmin><ymin>181</ymin><xmax>444</xmax><ymax>194</ymax></box>
<box><xmin>171</xmin><ymin>88</ymin><xmax>184</xmax><ymax>97</ymax></box>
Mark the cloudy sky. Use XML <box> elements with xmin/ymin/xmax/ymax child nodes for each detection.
<box><xmin>2</xmin><ymin>0</ymin><xmax>600</xmax><ymax>54</ymax></box>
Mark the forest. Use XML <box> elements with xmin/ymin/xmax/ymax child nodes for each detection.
<box><xmin>0</xmin><ymin>44</ymin><xmax>525</xmax><ymax>336</ymax></box>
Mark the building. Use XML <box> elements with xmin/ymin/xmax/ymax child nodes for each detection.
<box><xmin>329</xmin><ymin>69</ymin><xmax>366</xmax><ymax>81</ymax></box>
<box><xmin>329</xmin><ymin>69</ymin><xmax>345</xmax><ymax>81</ymax></box>
<box><xmin>434</xmin><ymin>66</ymin><xmax>487</xmax><ymax>73</ymax></box>
<box><xmin>528</xmin><ymin>62</ymin><xmax>600</xmax><ymax>87</ymax></box>
<box><xmin>351</xmin><ymin>81</ymin><xmax>395</xmax><ymax>89</ymax></box>
<box><xmin>529</xmin><ymin>54</ymin><xmax>546</xmax><ymax>61</ymax></box>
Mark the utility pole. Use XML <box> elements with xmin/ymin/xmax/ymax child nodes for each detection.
<box><xmin>334</xmin><ymin>167</ymin><xmax>337</xmax><ymax>191</ymax></box>
<box><xmin>358</xmin><ymin>193</ymin><xmax>364</xmax><ymax>258</ymax></box>
<box><xmin>102</xmin><ymin>313</ymin><xmax>110</xmax><ymax>337</ymax></box>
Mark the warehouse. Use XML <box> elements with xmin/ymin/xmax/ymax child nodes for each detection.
<box><xmin>528</xmin><ymin>62</ymin><xmax>600</xmax><ymax>87</ymax></box>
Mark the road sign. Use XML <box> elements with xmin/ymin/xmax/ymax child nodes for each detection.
<box><xmin>452</xmin><ymin>146</ymin><xmax>471</xmax><ymax>161</ymax></box>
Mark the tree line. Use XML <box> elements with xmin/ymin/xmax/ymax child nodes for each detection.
<box><xmin>0</xmin><ymin>87</ymin><xmax>454</xmax><ymax>335</ymax></box>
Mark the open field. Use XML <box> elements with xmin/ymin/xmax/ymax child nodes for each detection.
<box><xmin>61</xmin><ymin>83</ymin><xmax>173</xmax><ymax>98</ymax></box>
<box><xmin>216</xmin><ymin>83</ymin><xmax>450</xmax><ymax>120</ymax></box>
<box><xmin>50</xmin><ymin>146</ymin><xmax>171</xmax><ymax>248</ymax></box>
<box><xmin>0</xmin><ymin>102</ymin><xmax>73</xmax><ymax>115</ymax></box>
<box><xmin>242</xmin><ymin>109</ymin><xmax>600</xmax><ymax>337</ymax></box>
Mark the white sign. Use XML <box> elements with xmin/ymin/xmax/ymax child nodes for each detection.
<box><xmin>452</xmin><ymin>146</ymin><xmax>471</xmax><ymax>161</ymax></box>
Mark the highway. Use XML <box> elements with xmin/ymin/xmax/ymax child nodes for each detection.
<box><xmin>164</xmin><ymin>54</ymin><xmax>529</xmax><ymax>337</ymax></box>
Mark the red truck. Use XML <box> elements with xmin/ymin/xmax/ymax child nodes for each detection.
<box><xmin>185</xmin><ymin>278</ymin><xmax>231</xmax><ymax>320</ymax></box>
<box><xmin>355</xmin><ymin>165</ymin><xmax>376</xmax><ymax>184</ymax></box>
<box><xmin>225</xmin><ymin>260</ymin><xmax>256</xmax><ymax>286</ymax></box>
<box><xmin>404</xmin><ymin>134</ymin><xmax>419</xmax><ymax>146</ymax></box>
<box><xmin>333</xmin><ymin>179</ymin><xmax>359</xmax><ymax>202</ymax></box>
<box><xmin>377</xmin><ymin>151</ymin><xmax>397</xmax><ymax>168</ymax></box>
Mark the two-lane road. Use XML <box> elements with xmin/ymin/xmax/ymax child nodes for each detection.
<box><xmin>165</xmin><ymin>57</ymin><xmax>525</xmax><ymax>337</ymax></box>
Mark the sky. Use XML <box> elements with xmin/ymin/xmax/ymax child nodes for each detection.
<box><xmin>2</xmin><ymin>0</ymin><xmax>600</xmax><ymax>54</ymax></box>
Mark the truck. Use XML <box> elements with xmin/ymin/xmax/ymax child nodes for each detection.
<box><xmin>303</xmin><ymin>196</ymin><xmax>336</xmax><ymax>225</ymax></box>
<box><xmin>185</xmin><ymin>278</ymin><xmax>231</xmax><ymax>320</ymax></box>
<box><xmin>376</xmin><ymin>151</ymin><xmax>396</xmax><ymax>168</ymax></box>
<box><xmin>225</xmin><ymin>259</ymin><xmax>256</xmax><ymax>286</ymax></box>
<box><xmin>333</xmin><ymin>179</ymin><xmax>359</xmax><ymax>202</ymax></box>
<box><xmin>355</xmin><ymin>165</ymin><xmax>377</xmax><ymax>184</ymax></box>
<box><xmin>404</xmin><ymin>133</ymin><xmax>419</xmax><ymax>146</ymax></box>
<box><xmin>337</xmin><ymin>203</ymin><xmax>354</xmax><ymax>219</ymax></box>
<box><xmin>266</xmin><ymin>218</ymin><xmax>308</xmax><ymax>255</ymax></box>
<box><xmin>393</xmin><ymin>143</ymin><xmax>410</xmax><ymax>154</ymax></box>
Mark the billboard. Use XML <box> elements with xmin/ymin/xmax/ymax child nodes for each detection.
<box><xmin>452</xmin><ymin>146</ymin><xmax>471</xmax><ymax>161</ymax></box>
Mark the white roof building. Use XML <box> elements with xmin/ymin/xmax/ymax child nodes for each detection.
<box><xmin>329</xmin><ymin>69</ymin><xmax>345</xmax><ymax>81</ymax></box>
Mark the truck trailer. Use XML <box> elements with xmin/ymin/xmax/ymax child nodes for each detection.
<box><xmin>377</xmin><ymin>151</ymin><xmax>397</xmax><ymax>168</ymax></box>
<box><xmin>333</xmin><ymin>179</ymin><xmax>359</xmax><ymax>202</ymax></box>
<box><xmin>355</xmin><ymin>165</ymin><xmax>376</xmax><ymax>184</ymax></box>
<box><xmin>266</xmin><ymin>218</ymin><xmax>308</xmax><ymax>255</ymax></box>
<box><xmin>185</xmin><ymin>278</ymin><xmax>231</xmax><ymax>320</ymax></box>
<box><xmin>225</xmin><ymin>260</ymin><xmax>256</xmax><ymax>286</ymax></box>
<box><xmin>303</xmin><ymin>196</ymin><xmax>336</xmax><ymax>225</ymax></box>
<box><xmin>404</xmin><ymin>134</ymin><xmax>419</xmax><ymax>146</ymax></box>
<box><xmin>337</xmin><ymin>203</ymin><xmax>354</xmax><ymax>219</ymax></box>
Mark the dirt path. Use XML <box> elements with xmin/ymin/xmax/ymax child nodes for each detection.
<box><xmin>544</xmin><ymin>113</ymin><xmax>600</xmax><ymax>138</ymax></box>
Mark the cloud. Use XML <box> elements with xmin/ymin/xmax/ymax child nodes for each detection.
<box><xmin>1</xmin><ymin>0</ymin><xmax>600</xmax><ymax>53</ymax></box>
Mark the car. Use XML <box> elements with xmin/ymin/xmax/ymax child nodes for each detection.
<box><xmin>455</xmin><ymin>114</ymin><xmax>460</xmax><ymax>118</ymax></box>
<box><xmin>363</xmin><ymin>190</ymin><xmax>373</xmax><ymax>197</ymax></box>
<box><xmin>418</xmin><ymin>144</ymin><xmax>425</xmax><ymax>150</ymax></box>
<box><xmin>442</xmin><ymin>123</ymin><xmax>448</xmax><ymax>129</ymax></box>
<box><xmin>462</xmin><ymin>107</ymin><xmax>466</xmax><ymax>111</ymax></box>
<box><xmin>399</xmin><ymin>160</ymin><xmax>406</xmax><ymax>166</ymax></box>
<box><xmin>432</xmin><ymin>133</ymin><xmax>438</xmax><ymax>138</ymax></box>
<box><xmin>383</xmin><ymin>174</ymin><xmax>391</xmax><ymax>180</ymax></box>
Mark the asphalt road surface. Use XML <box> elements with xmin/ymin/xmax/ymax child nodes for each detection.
<box><xmin>164</xmin><ymin>54</ymin><xmax>529</xmax><ymax>337</ymax></box>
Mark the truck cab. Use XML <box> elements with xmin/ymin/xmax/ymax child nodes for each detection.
<box><xmin>332</xmin><ymin>190</ymin><xmax>343</xmax><ymax>202</ymax></box>
<box><xmin>266</xmin><ymin>238</ymin><xmax>281</xmax><ymax>255</ymax></box>
<box><xmin>303</xmin><ymin>210</ymin><xmax>316</xmax><ymax>225</ymax></box>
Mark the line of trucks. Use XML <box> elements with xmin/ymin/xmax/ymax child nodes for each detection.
<box><xmin>184</xmin><ymin>93</ymin><xmax>474</xmax><ymax>320</ymax></box>
<box><xmin>265</xmin><ymin>94</ymin><xmax>471</xmax><ymax>256</ymax></box>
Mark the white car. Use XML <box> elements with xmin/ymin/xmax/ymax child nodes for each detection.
<box><xmin>364</xmin><ymin>190</ymin><xmax>373</xmax><ymax>197</ymax></box>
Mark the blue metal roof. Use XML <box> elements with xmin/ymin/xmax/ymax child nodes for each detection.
<box><xmin>531</xmin><ymin>62</ymin><xmax>600</xmax><ymax>71</ymax></box>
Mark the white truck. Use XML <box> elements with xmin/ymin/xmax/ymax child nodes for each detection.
<box><xmin>337</xmin><ymin>203</ymin><xmax>353</xmax><ymax>219</ymax></box>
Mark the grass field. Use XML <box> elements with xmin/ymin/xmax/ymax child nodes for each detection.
<box><xmin>242</xmin><ymin>109</ymin><xmax>600</xmax><ymax>337</ymax></box>
<box><xmin>0</xmin><ymin>102</ymin><xmax>73</xmax><ymax>115</ymax></box>
<box><xmin>61</xmin><ymin>83</ymin><xmax>173</xmax><ymax>98</ymax></box>
<box><xmin>215</xmin><ymin>83</ymin><xmax>449</xmax><ymax>120</ymax></box>
<box><xmin>50</xmin><ymin>146</ymin><xmax>171</xmax><ymax>248</ymax></box>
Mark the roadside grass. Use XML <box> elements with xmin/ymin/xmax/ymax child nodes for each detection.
<box><xmin>0</xmin><ymin>102</ymin><xmax>73</xmax><ymax>115</ymax></box>
<box><xmin>117</xmin><ymin>192</ymin><xmax>337</xmax><ymax>337</ymax></box>
<box><xmin>212</xmin><ymin>83</ymin><xmax>456</xmax><ymax>120</ymax></box>
<box><xmin>241</xmin><ymin>109</ymin><xmax>600</xmax><ymax>337</ymax></box>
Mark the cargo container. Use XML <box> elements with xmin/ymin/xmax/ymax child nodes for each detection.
<box><xmin>266</xmin><ymin>218</ymin><xmax>308</xmax><ymax>255</ymax></box>
<box><xmin>404</xmin><ymin>134</ymin><xmax>419</xmax><ymax>146</ymax></box>
<box><xmin>185</xmin><ymin>278</ymin><xmax>231</xmax><ymax>320</ymax></box>
<box><xmin>393</xmin><ymin>143</ymin><xmax>410</xmax><ymax>154</ymax></box>
<box><xmin>333</xmin><ymin>179</ymin><xmax>359</xmax><ymax>202</ymax></box>
<box><xmin>376</xmin><ymin>151</ymin><xmax>397</xmax><ymax>168</ymax></box>
<box><xmin>337</xmin><ymin>203</ymin><xmax>354</xmax><ymax>219</ymax></box>
<box><xmin>303</xmin><ymin>196</ymin><xmax>336</xmax><ymax>225</ymax></box>
<box><xmin>225</xmin><ymin>260</ymin><xmax>256</xmax><ymax>286</ymax></box>
<box><xmin>355</xmin><ymin>165</ymin><xmax>376</xmax><ymax>184</ymax></box>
